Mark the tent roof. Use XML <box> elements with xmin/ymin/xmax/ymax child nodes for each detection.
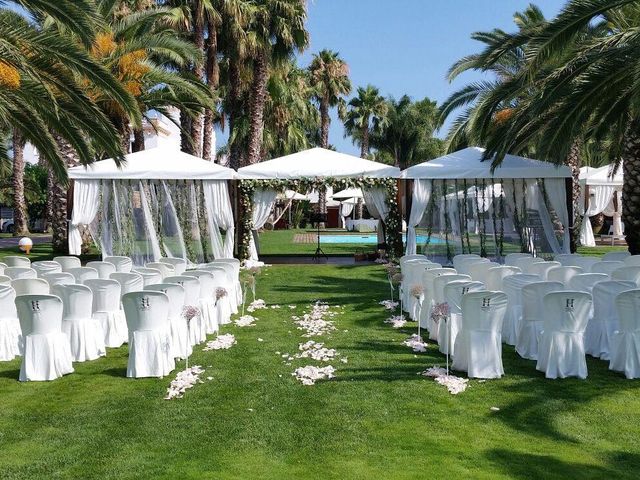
<box><xmin>68</xmin><ymin>147</ymin><xmax>237</xmax><ymax>180</ymax></box>
<box><xmin>332</xmin><ymin>187</ymin><xmax>363</xmax><ymax>199</ymax></box>
<box><xmin>580</xmin><ymin>164</ymin><xmax>623</xmax><ymax>186</ymax></box>
<box><xmin>237</xmin><ymin>147</ymin><xmax>400</xmax><ymax>179</ymax></box>
<box><xmin>401</xmin><ymin>147</ymin><xmax>571</xmax><ymax>179</ymax></box>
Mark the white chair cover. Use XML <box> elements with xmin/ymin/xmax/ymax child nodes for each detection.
<box><xmin>53</xmin><ymin>256</ymin><xmax>81</xmax><ymax>272</ymax></box>
<box><xmin>159</xmin><ymin>257</ymin><xmax>187</xmax><ymax>275</ymax></box>
<box><xmin>516</xmin><ymin>281</ymin><xmax>564</xmax><ymax>360</ymax></box>
<box><xmin>441</xmin><ymin>280</ymin><xmax>485</xmax><ymax>355</ymax></box>
<box><xmin>183</xmin><ymin>270</ymin><xmax>216</xmax><ymax>338</ymax></box>
<box><xmin>85</xmin><ymin>279</ymin><xmax>128</xmax><ymax>348</ymax></box>
<box><xmin>554</xmin><ymin>253</ymin><xmax>583</xmax><ymax>266</ymax></box>
<box><xmin>527</xmin><ymin>261</ymin><xmax>561</xmax><ymax>280</ymax></box>
<box><xmin>452</xmin><ymin>291</ymin><xmax>508</xmax><ymax>379</ymax></box>
<box><xmin>5</xmin><ymin>267</ymin><xmax>37</xmax><ymax>280</ymax></box>
<box><xmin>602</xmin><ymin>251</ymin><xmax>630</xmax><ymax>262</ymax></box>
<box><xmin>547</xmin><ymin>266</ymin><xmax>584</xmax><ymax>285</ymax></box>
<box><xmin>485</xmin><ymin>266</ymin><xmax>521</xmax><ymax>291</ymax></box>
<box><xmin>11</xmin><ymin>278</ymin><xmax>49</xmax><ymax>296</ymax></box>
<box><xmin>430</xmin><ymin>274</ymin><xmax>471</xmax><ymax>341</ymax></box>
<box><xmin>0</xmin><ymin>274</ymin><xmax>11</xmax><ymax>285</ymax></box>
<box><xmin>31</xmin><ymin>261</ymin><xmax>62</xmax><ymax>277</ymax></box>
<box><xmin>403</xmin><ymin>259</ymin><xmax>437</xmax><ymax>315</ymax></box>
<box><xmin>110</xmin><ymin>272</ymin><xmax>144</xmax><ymax>296</ymax></box>
<box><xmin>572</xmin><ymin>256</ymin><xmax>600</xmax><ymax>273</ymax></box>
<box><xmin>122</xmin><ymin>291</ymin><xmax>174</xmax><ymax>378</ymax></box>
<box><xmin>0</xmin><ymin>285</ymin><xmax>21</xmax><ymax>361</ymax></box>
<box><xmin>568</xmin><ymin>273</ymin><xmax>608</xmax><ymax>293</ymax></box>
<box><xmin>16</xmin><ymin>294</ymin><xmax>74</xmax><ymax>381</ymax></box>
<box><xmin>86</xmin><ymin>261</ymin><xmax>117</xmax><ymax>280</ymax></box>
<box><xmin>52</xmin><ymin>284</ymin><xmax>106</xmax><ymax>362</ymax></box>
<box><xmin>4</xmin><ymin>256</ymin><xmax>30</xmax><ymax>268</ymax></box>
<box><xmin>132</xmin><ymin>267</ymin><xmax>163</xmax><ymax>287</ymax></box>
<box><xmin>624</xmin><ymin>255</ymin><xmax>640</xmax><ymax>267</ymax></box>
<box><xmin>514</xmin><ymin>256</ymin><xmax>546</xmax><ymax>274</ymax></box>
<box><xmin>468</xmin><ymin>261</ymin><xmax>501</xmax><ymax>282</ymax></box>
<box><xmin>609</xmin><ymin>289</ymin><xmax>640</xmax><ymax>378</ymax></box>
<box><xmin>212</xmin><ymin>259</ymin><xmax>242</xmax><ymax>307</ymax></box>
<box><xmin>536</xmin><ymin>291</ymin><xmax>592</xmax><ymax>379</ymax></box>
<box><xmin>164</xmin><ymin>275</ymin><xmax>203</xmax><ymax>347</ymax></box>
<box><xmin>419</xmin><ymin>268</ymin><xmax>456</xmax><ymax>327</ymax></box>
<box><xmin>586</xmin><ymin>280</ymin><xmax>636</xmax><ymax>360</ymax></box>
<box><xmin>201</xmin><ymin>265</ymin><xmax>234</xmax><ymax>323</ymax></box>
<box><xmin>452</xmin><ymin>254</ymin><xmax>480</xmax><ymax>271</ymax></box>
<box><xmin>591</xmin><ymin>261</ymin><xmax>625</xmax><ymax>276</ymax></box>
<box><xmin>611</xmin><ymin>266</ymin><xmax>640</xmax><ymax>286</ymax></box>
<box><xmin>145</xmin><ymin>283</ymin><xmax>191</xmax><ymax>360</ymax></box>
<box><xmin>146</xmin><ymin>262</ymin><xmax>175</xmax><ymax>279</ymax></box>
<box><xmin>41</xmin><ymin>272</ymin><xmax>76</xmax><ymax>286</ymax></box>
<box><xmin>68</xmin><ymin>267</ymin><xmax>99</xmax><ymax>284</ymax></box>
<box><xmin>205</xmin><ymin>262</ymin><xmax>238</xmax><ymax>312</ymax></box>
<box><xmin>455</xmin><ymin>257</ymin><xmax>490</xmax><ymax>276</ymax></box>
<box><xmin>501</xmin><ymin>274</ymin><xmax>541</xmax><ymax>345</ymax></box>
<box><xmin>504</xmin><ymin>253</ymin><xmax>532</xmax><ymax>267</ymax></box>
<box><xmin>0</xmin><ymin>262</ymin><xmax>6</xmax><ymax>275</ymax></box>
<box><xmin>104</xmin><ymin>256</ymin><xmax>133</xmax><ymax>273</ymax></box>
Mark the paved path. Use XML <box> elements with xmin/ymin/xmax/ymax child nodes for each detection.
<box><xmin>0</xmin><ymin>235</ymin><xmax>51</xmax><ymax>249</ymax></box>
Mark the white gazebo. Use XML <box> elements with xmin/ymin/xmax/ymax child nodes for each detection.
<box><xmin>68</xmin><ymin>147</ymin><xmax>237</xmax><ymax>265</ymax></box>
<box><xmin>579</xmin><ymin>164</ymin><xmax>624</xmax><ymax>246</ymax></box>
<box><xmin>401</xmin><ymin>147</ymin><xmax>572</xmax><ymax>259</ymax></box>
<box><xmin>237</xmin><ymin>148</ymin><xmax>401</xmax><ymax>260</ymax></box>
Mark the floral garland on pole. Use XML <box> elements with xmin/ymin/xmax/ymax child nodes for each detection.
<box><xmin>238</xmin><ymin>177</ymin><xmax>402</xmax><ymax>260</ymax></box>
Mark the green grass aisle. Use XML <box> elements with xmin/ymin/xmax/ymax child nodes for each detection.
<box><xmin>0</xmin><ymin>264</ymin><xmax>639</xmax><ymax>479</ymax></box>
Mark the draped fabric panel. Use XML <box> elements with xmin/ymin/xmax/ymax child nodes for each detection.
<box><xmin>580</xmin><ymin>185</ymin><xmax>615</xmax><ymax>247</ymax></box>
<box><xmin>248</xmin><ymin>188</ymin><xmax>278</xmax><ymax>261</ymax></box>
<box><xmin>339</xmin><ymin>202</ymin><xmax>354</xmax><ymax>229</ymax></box>
<box><xmin>543</xmin><ymin>178</ymin><xmax>571</xmax><ymax>254</ymax></box>
<box><xmin>69</xmin><ymin>180</ymin><xmax>101</xmax><ymax>255</ymax></box>
<box><xmin>406</xmin><ymin>179</ymin><xmax>432</xmax><ymax>255</ymax></box>
<box><xmin>603</xmin><ymin>191</ymin><xmax>624</xmax><ymax>236</ymax></box>
<box><xmin>203</xmin><ymin>180</ymin><xmax>235</xmax><ymax>259</ymax></box>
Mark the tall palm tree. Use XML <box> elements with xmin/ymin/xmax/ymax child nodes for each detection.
<box><xmin>342</xmin><ymin>85</ymin><xmax>388</xmax><ymax>158</ymax></box>
<box><xmin>11</xmin><ymin>130</ymin><xmax>27</xmax><ymax>235</ymax></box>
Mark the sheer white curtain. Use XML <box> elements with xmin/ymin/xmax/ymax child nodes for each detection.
<box><xmin>603</xmin><ymin>190</ymin><xmax>624</xmax><ymax>236</ymax></box>
<box><xmin>203</xmin><ymin>180</ymin><xmax>235</xmax><ymax>259</ymax></box>
<box><xmin>406</xmin><ymin>179</ymin><xmax>432</xmax><ymax>255</ymax></box>
<box><xmin>69</xmin><ymin>180</ymin><xmax>101</xmax><ymax>255</ymax></box>
<box><xmin>545</xmin><ymin>178</ymin><xmax>570</xmax><ymax>253</ymax></box>
<box><xmin>249</xmin><ymin>188</ymin><xmax>278</xmax><ymax>261</ymax></box>
<box><xmin>340</xmin><ymin>201</ymin><xmax>354</xmax><ymax>229</ymax></box>
<box><xmin>363</xmin><ymin>187</ymin><xmax>390</xmax><ymax>244</ymax></box>
<box><xmin>138</xmin><ymin>181</ymin><xmax>162</xmax><ymax>261</ymax></box>
<box><xmin>579</xmin><ymin>185</ymin><xmax>615</xmax><ymax>246</ymax></box>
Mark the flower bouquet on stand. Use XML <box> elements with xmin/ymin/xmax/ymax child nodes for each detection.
<box><xmin>182</xmin><ymin>305</ymin><xmax>201</xmax><ymax>369</ymax></box>
<box><xmin>431</xmin><ymin>302</ymin><xmax>451</xmax><ymax>373</ymax></box>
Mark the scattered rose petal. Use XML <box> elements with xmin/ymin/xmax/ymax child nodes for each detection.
<box><xmin>379</xmin><ymin>299</ymin><xmax>399</xmax><ymax>310</ymax></box>
<box><xmin>164</xmin><ymin>365</ymin><xmax>205</xmax><ymax>400</ymax></box>
<box><xmin>421</xmin><ymin>366</ymin><xmax>468</xmax><ymax>395</ymax></box>
<box><xmin>292</xmin><ymin>365</ymin><xmax>336</xmax><ymax>385</ymax></box>
<box><xmin>403</xmin><ymin>334</ymin><xmax>428</xmax><ymax>353</ymax></box>
<box><xmin>235</xmin><ymin>315</ymin><xmax>257</xmax><ymax>327</ymax></box>
<box><xmin>203</xmin><ymin>334</ymin><xmax>236</xmax><ymax>351</ymax></box>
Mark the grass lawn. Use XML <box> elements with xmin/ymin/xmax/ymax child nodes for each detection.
<box><xmin>259</xmin><ymin>228</ymin><xmax>378</xmax><ymax>255</ymax></box>
<box><xmin>0</xmin><ymin>259</ymin><xmax>639</xmax><ymax>479</ymax></box>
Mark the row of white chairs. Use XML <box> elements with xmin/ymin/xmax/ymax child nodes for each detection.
<box><xmin>1</xmin><ymin>254</ymin><xmax>243</xmax><ymax>381</ymax></box>
<box><xmin>400</xmin><ymin>253</ymin><xmax>640</xmax><ymax>379</ymax></box>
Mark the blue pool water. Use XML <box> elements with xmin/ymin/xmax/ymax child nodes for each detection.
<box><xmin>320</xmin><ymin>234</ymin><xmax>444</xmax><ymax>244</ymax></box>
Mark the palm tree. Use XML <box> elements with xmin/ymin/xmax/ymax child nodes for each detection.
<box><xmin>11</xmin><ymin>130</ymin><xmax>28</xmax><ymax>235</ymax></box>
<box><xmin>342</xmin><ymin>85</ymin><xmax>388</xmax><ymax>158</ymax></box>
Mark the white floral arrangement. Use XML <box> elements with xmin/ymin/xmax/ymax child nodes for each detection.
<box><xmin>430</xmin><ymin>302</ymin><xmax>450</xmax><ymax>324</ymax></box>
<box><xmin>203</xmin><ymin>333</ymin><xmax>237</xmax><ymax>351</ymax></box>
<box><xmin>182</xmin><ymin>305</ymin><xmax>200</xmax><ymax>321</ymax></box>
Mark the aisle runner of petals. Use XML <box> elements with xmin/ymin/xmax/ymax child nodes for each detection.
<box><xmin>203</xmin><ymin>333</ymin><xmax>237</xmax><ymax>351</ymax></box>
<box><xmin>165</xmin><ymin>365</ymin><xmax>206</xmax><ymax>400</ymax></box>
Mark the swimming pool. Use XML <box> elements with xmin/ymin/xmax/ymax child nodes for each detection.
<box><xmin>319</xmin><ymin>234</ymin><xmax>444</xmax><ymax>244</ymax></box>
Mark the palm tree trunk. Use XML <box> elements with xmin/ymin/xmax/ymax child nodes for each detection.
<box><xmin>180</xmin><ymin>108</ymin><xmax>194</xmax><ymax>154</ymax></box>
<box><xmin>202</xmin><ymin>17</ymin><xmax>219</xmax><ymax>162</ymax></box>
<box><xmin>228</xmin><ymin>57</ymin><xmax>243</xmax><ymax>169</ymax></box>
<box><xmin>44</xmin><ymin>167</ymin><xmax>53</xmax><ymax>232</ymax></box>
<box><xmin>622</xmin><ymin>120</ymin><xmax>640</xmax><ymax>254</ymax></box>
<box><xmin>246</xmin><ymin>52</ymin><xmax>268</xmax><ymax>165</ymax></box>
<box><xmin>51</xmin><ymin>135</ymin><xmax>80</xmax><ymax>253</ymax></box>
<box><xmin>190</xmin><ymin>0</ymin><xmax>205</xmax><ymax>158</ymax></box>
<box><xmin>132</xmin><ymin>128</ymin><xmax>145</xmax><ymax>152</ymax></box>
<box><xmin>565</xmin><ymin>140</ymin><xmax>582</xmax><ymax>252</ymax></box>
<box><xmin>11</xmin><ymin>130</ymin><xmax>29</xmax><ymax>236</ymax></box>
<box><xmin>360</xmin><ymin>125</ymin><xmax>369</xmax><ymax>158</ymax></box>
<box><xmin>320</xmin><ymin>97</ymin><xmax>330</xmax><ymax>148</ymax></box>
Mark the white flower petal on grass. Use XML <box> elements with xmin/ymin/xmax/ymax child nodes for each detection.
<box><xmin>203</xmin><ymin>334</ymin><xmax>237</xmax><ymax>351</ymax></box>
<box><xmin>292</xmin><ymin>365</ymin><xmax>336</xmax><ymax>385</ymax></box>
<box><xmin>420</xmin><ymin>366</ymin><xmax>468</xmax><ymax>395</ymax></box>
<box><xmin>490</xmin><ymin>407</ymin><xmax>500</xmax><ymax>412</ymax></box>
<box><xmin>288</xmin><ymin>305</ymin><xmax>296</xmax><ymax>309</ymax></box>
<box><xmin>235</xmin><ymin>315</ymin><xmax>257</xmax><ymax>327</ymax></box>
<box><xmin>379</xmin><ymin>300</ymin><xmax>399</xmax><ymax>310</ymax></box>
<box><xmin>164</xmin><ymin>365</ymin><xmax>205</xmax><ymax>400</ymax></box>
<box><xmin>257</xmin><ymin>338</ymin><xmax>264</xmax><ymax>342</ymax></box>
<box><xmin>403</xmin><ymin>334</ymin><xmax>428</xmax><ymax>353</ymax></box>
<box><xmin>384</xmin><ymin>315</ymin><xmax>407</xmax><ymax>329</ymax></box>
<box><xmin>293</xmin><ymin>302</ymin><xmax>338</xmax><ymax>337</ymax></box>
<box><xmin>247</xmin><ymin>299</ymin><xmax>267</xmax><ymax>312</ymax></box>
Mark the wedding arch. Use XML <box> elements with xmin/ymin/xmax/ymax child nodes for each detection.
<box><xmin>67</xmin><ymin>147</ymin><xmax>237</xmax><ymax>266</ymax></box>
<box><xmin>237</xmin><ymin>147</ymin><xmax>402</xmax><ymax>261</ymax></box>
<box><xmin>579</xmin><ymin>164</ymin><xmax>623</xmax><ymax>246</ymax></box>
<box><xmin>401</xmin><ymin>147</ymin><xmax>572</xmax><ymax>261</ymax></box>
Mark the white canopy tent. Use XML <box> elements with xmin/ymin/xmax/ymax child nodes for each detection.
<box><xmin>68</xmin><ymin>147</ymin><xmax>237</xmax><ymax>265</ymax></box>
<box><xmin>402</xmin><ymin>147</ymin><xmax>572</xmax><ymax>260</ymax></box>
<box><xmin>579</xmin><ymin>164</ymin><xmax>624</xmax><ymax>246</ymax></box>
<box><xmin>237</xmin><ymin>148</ymin><xmax>401</xmax><ymax>261</ymax></box>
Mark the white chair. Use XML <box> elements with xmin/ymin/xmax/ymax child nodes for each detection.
<box><xmin>201</xmin><ymin>265</ymin><xmax>234</xmax><ymax>322</ymax></box>
<box><xmin>68</xmin><ymin>266</ymin><xmax>99</xmax><ymax>284</ymax></box>
<box><xmin>4</xmin><ymin>256</ymin><xmax>30</xmax><ymax>268</ymax></box>
<box><xmin>41</xmin><ymin>272</ymin><xmax>76</xmax><ymax>286</ymax></box>
<box><xmin>485</xmin><ymin>266</ymin><xmax>521</xmax><ymax>291</ymax></box>
<box><xmin>528</xmin><ymin>261</ymin><xmax>562</xmax><ymax>280</ymax></box>
<box><xmin>430</xmin><ymin>274</ymin><xmax>471</xmax><ymax>341</ymax></box>
<box><xmin>609</xmin><ymin>289</ymin><xmax>640</xmax><ymax>378</ymax></box>
<box><xmin>159</xmin><ymin>257</ymin><xmax>187</xmax><ymax>275</ymax></box>
<box><xmin>455</xmin><ymin>257</ymin><xmax>490</xmax><ymax>276</ymax></box>
<box><xmin>516</xmin><ymin>281</ymin><xmax>564</xmax><ymax>360</ymax></box>
<box><xmin>122</xmin><ymin>290</ymin><xmax>174</xmax><ymax>378</ymax></box>
<box><xmin>572</xmin><ymin>256</ymin><xmax>600</xmax><ymax>273</ymax></box>
<box><xmin>0</xmin><ymin>261</ymin><xmax>7</xmax><ymax>275</ymax></box>
<box><xmin>165</xmin><ymin>275</ymin><xmax>203</xmax><ymax>347</ymax></box>
<box><xmin>468</xmin><ymin>261</ymin><xmax>501</xmax><ymax>282</ymax></box>
<box><xmin>11</xmin><ymin>278</ymin><xmax>49</xmax><ymax>296</ymax></box>
<box><xmin>86</xmin><ymin>261</ymin><xmax>117</xmax><ymax>280</ymax></box>
<box><xmin>53</xmin><ymin>256</ymin><xmax>81</xmax><ymax>272</ymax></box>
<box><xmin>602</xmin><ymin>251</ymin><xmax>630</xmax><ymax>262</ymax></box>
<box><xmin>504</xmin><ymin>252</ymin><xmax>532</xmax><ymax>267</ymax></box>
<box><xmin>452</xmin><ymin>291</ymin><xmax>508</xmax><ymax>379</ymax></box>
<box><xmin>0</xmin><ymin>274</ymin><xmax>11</xmax><ymax>286</ymax></box>
<box><xmin>0</xmin><ymin>285</ymin><xmax>21</xmax><ymax>361</ymax></box>
<box><xmin>110</xmin><ymin>272</ymin><xmax>144</xmax><ymax>296</ymax></box>
<box><xmin>5</xmin><ymin>267</ymin><xmax>37</xmax><ymax>280</ymax></box>
<box><xmin>554</xmin><ymin>253</ymin><xmax>583</xmax><ymax>266</ymax></box>
<box><xmin>146</xmin><ymin>262</ymin><xmax>175</xmax><ymax>279</ymax></box>
<box><xmin>536</xmin><ymin>291</ymin><xmax>592</xmax><ymax>379</ymax></box>
<box><xmin>452</xmin><ymin>254</ymin><xmax>480</xmax><ymax>272</ymax></box>
<box><xmin>104</xmin><ymin>256</ymin><xmax>133</xmax><ymax>273</ymax></box>
<box><xmin>400</xmin><ymin>254</ymin><xmax>427</xmax><ymax>265</ymax></box>
<box><xmin>547</xmin><ymin>266</ymin><xmax>583</xmax><ymax>285</ymax></box>
<box><xmin>419</xmin><ymin>268</ymin><xmax>456</xmax><ymax>328</ymax></box>
<box><xmin>402</xmin><ymin>259</ymin><xmax>437</xmax><ymax>313</ymax></box>
<box><xmin>52</xmin><ymin>284</ymin><xmax>106</xmax><ymax>362</ymax></box>
<box><xmin>624</xmin><ymin>255</ymin><xmax>640</xmax><ymax>267</ymax></box>
<box><xmin>145</xmin><ymin>283</ymin><xmax>191</xmax><ymax>360</ymax></box>
<box><xmin>586</xmin><ymin>281</ymin><xmax>636</xmax><ymax>360</ymax></box>
<box><xmin>85</xmin><ymin>279</ymin><xmax>127</xmax><ymax>348</ymax></box>
<box><xmin>568</xmin><ymin>273</ymin><xmax>608</xmax><ymax>293</ymax></box>
<box><xmin>183</xmin><ymin>270</ymin><xmax>216</xmax><ymax>337</ymax></box>
<box><xmin>212</xmin><ymin>259</ymin><xmax>242</xmax><ymax>307</ymax></box>
<box><xmin>132</xmin><ymin>267</ymin><xmax>163</xmax><ymax>287</ymax></box>
<box><xmin>514</xmin><ymin>256</ymin><xmax>546</xmax><ymax>274</ymax></box>
<box><xmin>439</xmin><ymin>280</ymin><xmax>485</xmax><ymax>355</ymax></box>
<box><xmin>31</xmin><ymin>261</ymin><xmax>62</xmax><ymax>277</ymax></box>
<box><xmin>501</xmin><ymin>274</ymin><xmax>541</xmax><ymax>346</ymax></box>
<box><xmin>16</xmin><ymin>294</ymin><xmax>74</xmax><ymax>381</ymax></box>
<box><xmin>591</xmin><ymin>261</ymin><xmax>625</xmax><ymax>276</ymax></box>
<box><xmin>611</xmin><ymin>266</ymin><xmax>640</xmax><ymax>286</ymax></box>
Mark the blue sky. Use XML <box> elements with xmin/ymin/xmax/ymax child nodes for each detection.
<box><xmin>297</xmin><ymin>0</ymin><xmax>567</xmax><ymax>154</ymax></box>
